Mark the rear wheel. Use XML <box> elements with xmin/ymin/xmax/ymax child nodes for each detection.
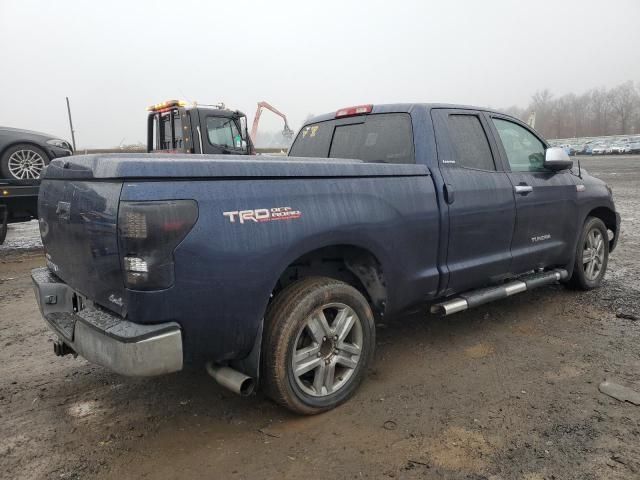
<box><xmin>568</xmin><ymin>216</ymin><xmax>609</xmax><ymax>290</ymax></box>
<box><xmin>262</xmin><ymin>277</ymin><xmax>375</xmax><ymax>415</ymax></box>
<box><xmin>1</xmin><ymin>144</ymin><xmax>49</xmax><ymax>180</ymax></box>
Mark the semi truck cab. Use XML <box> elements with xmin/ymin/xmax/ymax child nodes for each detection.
<box><xmin>146</xmin><ymin>100</ymin><xmax>254</xmax><ymax>155</ymax></box>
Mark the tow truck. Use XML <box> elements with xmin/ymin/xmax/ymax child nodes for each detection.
<box><xmin>146</xmin><ymin>100</ymin><xmax>254</xmax><ymax>155</ymax></box>
<box><xmin>0</xmin><ymin>180</ymin><xmax>40</xmax><ymax>243</ymax></box>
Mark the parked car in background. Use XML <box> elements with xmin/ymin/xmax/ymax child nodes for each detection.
<box><xmin>609</xmin><ymin>143</ymin><xmax>629</xmax><ymax>154</ymax></box>
<box><xmin>580</xmin><ymin>141</ymin><xmax>595</xmax><ymax>155</ymax></box>
<box><xmin>627</xmin><ymin>141</ymin><xmax>640</xmax><ymax>154</ymax></box>
<box><xmin>1</xmin><ymin>127</ymin><xmax>72</xmax><ymax>180</ymax></box>
<box><xmin>560</xmin><ymin>144</ymin><xmax>580</xmax><ymax>156</ymax></box>
<box><xmin>550</xmin><ymin>137</ymin><xmax>640</xmax><ymax>156</ymax></box>
<box><xmin>0</xmin><ymin>126</ymin><xmax>72</xmax><ymax>243</ymax></box>
<box><xmin>609</xmin><ymin>144</ymin><xmax>621</xmax><ymax>154</ymax></box>
<box><xmin>591</xmin><ymin>144</ymin><xmax>609</xmax><ymax>155</ymax></box>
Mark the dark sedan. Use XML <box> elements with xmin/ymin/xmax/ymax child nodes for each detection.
<box><xmin>0</xmin><ymin>127</ymin><xmax>72</xmax><ymax>180</ymax></box>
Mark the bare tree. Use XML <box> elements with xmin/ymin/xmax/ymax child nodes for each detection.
<box><xmin>500</xmin><ymin>81</ymin><xmax>640</xmax><ymax>138</ymax></box>
<box><xmin>530</xmin><ymin>89</ymin><xmax>554</xmax><ymax>136</ymax></box>
<box><xmin>501</xmin><ymin>105</ymin><xmax>526</xmax><ymax>120</ymax></box>
<box><xmin>609</xmin><ymin>81</ymin><xmax>639</xmax><ymax>134</ymax></box>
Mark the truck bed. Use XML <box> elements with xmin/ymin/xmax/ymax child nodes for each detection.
<box><xmin>44</xmin><ymin>153</ymin><xmax>429</xmax><ymax>179</ymax></box>
<box><xmin>38</xmin><ymin>153</ymin><xmax>440</xmax><ymax>363</ymax></box>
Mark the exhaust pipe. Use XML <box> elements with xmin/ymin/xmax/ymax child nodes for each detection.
<box><xmin>431</xmin><ymin>268</ymin><xmax>568</xmax><ymax>316</ymax></box>
<box><xmin>206</xmin><ymin>363</ymin><xmax>255</xmax><ymax>396</ymax></box>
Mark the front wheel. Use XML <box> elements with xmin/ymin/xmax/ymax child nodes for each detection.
<box><xmin>262</xmin><ymin>277</ymin><xmax>375</xmax><ymax>415</ymax></box>
<box><xmin>568</xmin><ymin>216</ymin><xmax>609</xmax><ymax>290</ymax></box>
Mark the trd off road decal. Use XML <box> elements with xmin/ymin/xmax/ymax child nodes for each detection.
<box><xmin>223</xmin><ymin>207</ymin><xmax>302</xmax><ymax>224</ymax></box>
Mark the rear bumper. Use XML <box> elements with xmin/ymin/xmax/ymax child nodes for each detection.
<box><xmin>31</xmin><ymin>267</ymin><xmax>183</xmax><ymax>376</ymax></box>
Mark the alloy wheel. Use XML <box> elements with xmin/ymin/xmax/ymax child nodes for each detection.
<box><xmin>8</xmin><ymin>149</ymin><xmax>46</xmax><ymax>179</ymax></box>
<box><xmin>583</xmin><ymin>228</ymin><xmax>605</xmax><ymax>281</ymax></box>
<box><xmin>291</xmin><ymin>302</ymin><xmax>363</xmax><ymax>397</ymax></box>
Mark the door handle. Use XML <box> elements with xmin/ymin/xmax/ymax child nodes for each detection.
<box><xmin>443</xmin><ymin>183</ymin><xmax>455</xmax><ymax>204</ymax></box>
<box><xmin>514</xmin><ymin>185</ymin><xmax>533</xmax><ymax>195</ymax></box>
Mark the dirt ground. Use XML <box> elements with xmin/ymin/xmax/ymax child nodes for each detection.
<box><xmin>1</xmin><ymin>155</ymin><xmax>639</xmax><ymax>480</ymax></box>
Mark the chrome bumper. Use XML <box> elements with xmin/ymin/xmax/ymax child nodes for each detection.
<box><xmin>31</xmin><ymin>267</ymin><xmax>183</xmax><ymax>376</ymax></box>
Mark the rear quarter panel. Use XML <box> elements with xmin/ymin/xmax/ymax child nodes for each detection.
<box><xmin>121</xmin><ymin>175</ymin><xmax>440</xmax><ymax>362</ymax></box>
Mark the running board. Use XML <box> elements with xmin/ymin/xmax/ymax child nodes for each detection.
<box><xmin>430</xmin><ymin>268</ymin><xmax>569</xmax><ymax>316</ymax></box>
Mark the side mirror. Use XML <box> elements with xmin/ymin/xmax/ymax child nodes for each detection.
<box><xmin>544</xmin><ymin>147</ymin><xmax>573</xmax><ymax>171</ymax></box>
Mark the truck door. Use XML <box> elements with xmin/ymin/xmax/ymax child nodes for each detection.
<box><xmin>486</xmin><ymin>114</ymin><xmax>578</xmax><ymax>274</ymax></box>
<box><xmin>432</xmin><ymin>109</ymin><xmax>516</xmax><ymax>293</ymax></box>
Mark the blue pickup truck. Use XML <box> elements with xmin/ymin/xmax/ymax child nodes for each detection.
<box><xmin>32</xmin><ymin>103</ymin><xmax>620</xmax><ymax>414</ymax></box>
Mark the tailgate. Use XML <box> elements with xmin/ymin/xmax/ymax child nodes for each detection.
<box><xmin>38</xmin><ymin>179</ymin><xmax>125</xmax><ymax>316</ymax></box>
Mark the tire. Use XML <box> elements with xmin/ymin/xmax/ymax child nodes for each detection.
<box><xmin>262</xmin><ymin>277</ymin><xmax>375</xmax><ymax>415</ymax></box>
<box><xmin>568</xmin><ymin>216</ymin><xmax>609</xmax><ymax>290</ymax></box>
<box><xmin>1</xmin><ymin>144</ymin><xmax>50</xmax><ymax>180</ymax></box>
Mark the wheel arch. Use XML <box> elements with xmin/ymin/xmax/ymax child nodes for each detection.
<box><xmin>269</xmin><ymin>243</ymin><xmax>388</xmax><ymax>317</ymax></box>
<box><xmin>232</xmin><ymin>242</ymin><xmax>388</xmax><ymax>382</ymax></box>
<box><xmin>586</xmin><ymin>206</ymin><xmax>618</xmax><ymax>250</ymax></box>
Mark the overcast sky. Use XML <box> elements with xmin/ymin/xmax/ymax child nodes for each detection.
<box><xmin>1</xmin><ymin>0</ymin><xmax>639</xmax><ymax>147</ymax></box>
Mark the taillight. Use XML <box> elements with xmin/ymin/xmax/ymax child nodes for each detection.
<box><xmin>118</xmin><ymin>200</ymin><xmax>198</xmax><ymax>290</ymax></box>
<box><xmin>335</xmin><ymin>104</ymin><xmax>373</xmax><ymax>118</ymax></box>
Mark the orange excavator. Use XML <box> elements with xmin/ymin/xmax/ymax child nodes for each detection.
<box><xmin>250</xmin><ymin>101</ymin><xmax>294</xmax><ymax>143</ymax></box>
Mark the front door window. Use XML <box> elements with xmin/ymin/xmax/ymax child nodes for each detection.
<box><xmin>206</xmin><ymin>117</ymin><xmax>243</xmax><ymax>150</ymax></box>
<box><xmin>492</xmin><ymin>119</ymin><xmax>546</xmax><ymax>172</ymax></box>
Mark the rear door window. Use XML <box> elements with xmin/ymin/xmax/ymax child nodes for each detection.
<box><xmin>446</xmin><ymin>114</ymin><xmax>496</xmax><ymax>171</ymax></box>
<box><xmin>289</xmin><ymin>113</ymin><xmax>414</xmax><ymax>164</ymax></box>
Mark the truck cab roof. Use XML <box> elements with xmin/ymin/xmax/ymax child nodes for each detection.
<box><xmin>179</xmin><ymin>105</ymin><xmax>247</xmax><ymax>118</ymax></box>
<box><xmin>304</xmin><ymin>103</ymin><xmax>508</xmax><ymax>125</ymax></box>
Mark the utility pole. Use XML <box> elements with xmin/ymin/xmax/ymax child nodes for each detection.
<box><xmin>66</xmin><ymin>97</ymin><xmax>77</xmax><ymax>150</ymax></box>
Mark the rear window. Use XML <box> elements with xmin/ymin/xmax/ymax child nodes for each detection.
<box><xmin>153</xmin><ymin>109</ymin><xmax>183</xmax><ymax>151</ymax></box>
<box><xmin>289</xmin><ymin>113</ymin><xmax>414</xmax><ymax>164</ymax></box>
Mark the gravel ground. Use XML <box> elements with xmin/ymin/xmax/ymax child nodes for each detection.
<box><xmin>1</xmin><ymin>155</ymin><xmax>639</xmax><ymax>480</ymax></box>
<box><xmin>0</xmin><ymin>220</ymin><xmax>42</xmax><ymax>253</ymax></box>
